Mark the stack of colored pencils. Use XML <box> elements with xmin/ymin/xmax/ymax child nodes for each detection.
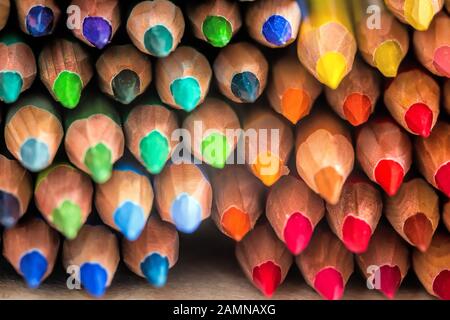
<box><xmin>0</xmin><ymin>0</ymin><xmax>449</xmax><ymax>300</ymax></box>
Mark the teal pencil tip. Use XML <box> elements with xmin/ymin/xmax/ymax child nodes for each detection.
<box><xmin>0</xmin><ymin>71</ymin><xmax>23</xmax><ymax>103</ymax></box>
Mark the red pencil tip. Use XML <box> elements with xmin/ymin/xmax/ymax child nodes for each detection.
<box><xmin>404</xmin><ymin>103</ymin><xmax>433</xmax><ymax>137</ymax></box>
<box><xmin>374</xmin><ymin>159</ymin><xmax>405</xmax><ymax>196</ymax></box>
<box><xmin>283</xmin><ymin>212</ymin><xmax>313</xmax><ymax>255</ymax></box>
<box><xmin>378</xmin><ymin>265</ymin><xmax>402</xmax><ymax>299</ymax></box>
<box><xmin>252</xmin><ymin>261</ymin><xmax>281</xmax><ymax>298</ymax></box>
<box><xmin>433</xmin><ymin>270</ymin><xmax>450</xmax><ymax>300</ymax></box>
<box><xmin>433</xmin><ymin>46</ymin><xmax>450</xmax><ymax>77</ymax></box>
<box><xmin>343</xmin><ymin>93</ymin><xmax>372</xmax><ymax>126</ymax></box>
<box><xmin>403</xmin><ymin>213</ymin><xmax>433</xmax><ymax>252</ymax></box>
<box><xmin>313</xmin><ymin>267</ymin><xmax>344</xmax><ymax>300</ymax></box>
<box><xmin>435</xmin><ymin>162</ymin><xmax>450</xmax><ymax>197</ymax></box>
<box><xmin>342</xmin><ymin>215</ymin><xmax>372</xmax><ymax>253</ymax></box>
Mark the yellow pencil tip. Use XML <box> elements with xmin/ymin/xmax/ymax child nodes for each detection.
<box><xmin>374</xmin><ymin>40</ymin><xmax>403</xmax><ymax>77</ymax></box>
<box><xmin>404</xmin><ymin>0</ymin><xmax>434</xmax><ymax>31</ymax></box>
<box><xmin>316</xmin><ymin>52</ymin><xmax>347</xmax><ymax>90</ymax></box>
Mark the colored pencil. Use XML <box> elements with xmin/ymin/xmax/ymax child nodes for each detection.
<box><xmin>384</xmin><ymin>0</ymin><xmax>444</xmax><ymax>31</ymax></box>
<box><xmin>325</xmin><ymin>58</ymin><xmax>380</xmax><ymax>126</ymax></box>
<box><xmin>415</xmin><ymin>121</ymin><xmax>450</xmax><ymax>197</ymax></box>
<box><xmin>122</xmin><ymin>216</ymin><xmax>179</xmax><ymax>287</ymax></box>
<box><xmin>352</xmin><ymin>0</ymin><xmax>409</xmax><ymax>77</ymax></box>
<box><xmin>153</xmin><ymin>163</ymin><xmax>212</xmax><ymax>234</ymax></box>
<box><xmin>127</xmin><ymin>0</ymin><xmax>185</xmax><ymax>58</ymax></box>
<box><xmin>35</xmin><ymin>163</ymin><xmax>93</xmax><ymax>240</ymax></box>
<box><xmin>243</xmin><ymin>108</ymin><xmax>293</xmax><ymax>187</ymax></box>
<box><xmin>63</xmin><ymin>225</ymin><xmax>119</xmax><ymax>298</ymax></box>
<box><xmin>384</xmin><ymin>67</ymin><xmax>440</xmax><ymax>138</ymax></box>
<box><xmin>96</xmin><ymin>44</ymin><xmax>152</xmax><ymax>105</ymax></box>
<box><xmin>326</xmin><ymin>174</ymin><xmax>383</xmax><ymax>254</ymax></box>
<box><xmin>39</xmin><ymin>38</ymin><xmax>93</xmax><ymax>109</ymax></box>
<box><xmin>182</xmin><ymin>97</ymin><xmax>240</xmax><ymax>169</ymax></box>
<box><xmin>0</xmin><ymin>154</ymin><xmax>32</xmax><ymax>228</ymax></box>
<box><xmin>0</xmin><ymin>0</ymin><xmax>10</xmax><ymax>31</ymax></box>
<box><xmin>385</xmin><ymin>178</ymin><xmax>439</xmax><ymax>252</ymax></box>
<box><xmin>245</xmin><ymin>0</ymin><xmax>301</xmax><ymax>48</ymax></box>
<box><xmin>444</xmin><ymin>201</ymin><xmax>450</xmax><ymax>232</ymax></box>
<box><xmin>447</xmin><ymin>0</ymin><xmax>450</xmax><ymax>12</ymax></box>
<box><xmin>69</xmin><ymin>0</ymin><xmax>120</xmax><ymax>49</ymax></box>
<box><xmin>0</xmin><ymin>34</ymin><xmax>36</xmax><ymax>104</ymax></box>
<box><xmin>296</xmin><ymin>226</ymin><xmax>354</xmax><ymax>300</ymax></box>
<box><xmin>295</xmin><ymin>110</ymin><xmax>354</xmax><ymax>204</ymax></box>
<box><xmin>213</xmin><ymin>42</ymin><xmax>268</xmax><ymax>103</ymax></box>
<box><xmin>444</xmin><ymin>79</ymin><xmax>450</xmax><ymax>115</ymax></box>
<box><xmin>413</xmin><ymin>12</ymin><xmax>450</xmax><ymax>78</ymax></box>
<box><xmin>187</xmin><ymin>0</ymin><xmax>242</xmax><ymax>48</ymax></box>
<box><xmin>155</xmin><ymin>46</ymin><xmax>212</xmax><ymax>112</ymax></box>
<box><xmin>64</xmin><ymin>95</ymin><xmax>125</xmax><ymax>184</ymax></box>
<box><xmin>355</xmin><ymin>224</ymin><xmax>410</xmax><ymax>299</ymax></box>
<box><xmin>15</xmin><ymin>0</ymin><xmax>60</xmax><ymax>37</ymax></box>
<box><xmin>266</xmin><ymin>175</ymin><xmax>325</xmax><ymax>255</ymax></box>
<box><xmin>235</xmin><ymin>223</ymin><xmax>293</xmax><ymax>297</ymax></box>
<box><xmin>123</xmin><ymin>103</ymin><xmax>179</xmax><ymax>175</ymax></box>
<box><xmin>95</xmin><ymin>157</ymin><xmax>154</xmax><ymax>241</ymax></box>
<box><xmin>413</xmin><ymin>232</ymin><xmax>450</xmax><ymax>300</ymax></box>
<box><xmin>297</xmin><ymin>0</ymin><xmax>357</xmax><ymax>89</ymax></box>
<box><xmin>5</xmin><ymin>94</ymin><xmax>63</xmax><ymax>172</ymax></box>
<box><xmin>3</xmin><ymin>217</ymin><xmax>60</xmax><ymax>288</ymax></box>
<box><xmin>356</xmin><ymin>117</ymin><xmax>412</xmax><ymax>196</ymax></box>
<box><xmin>211</xmin><ymin>165</ymin><xmax>265</xmax><ymax>241</ymax></box>
<box><xmin>266</xmin><ymin>54</ymin><xmax>322</xmax><ymax>124</ymax></box>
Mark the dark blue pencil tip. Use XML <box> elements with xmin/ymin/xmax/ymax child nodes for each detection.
<box><xmin>140</xmin><ymin>253</ymin><xmax>169</xmax><ymax>288</ymax></box>
<box><xmin>19</xmin><ymin>250</ymin><xmax>48</xmax><ymax>289</ymax></box>
<box><xmin>26</xmin><ymin>5</ymin><xmax>54</xmax><ymax>37</ymax></box>
<box><xmin>231</xmin><ymin>71</ymin><xmax>260</xmax><ymax>103</ymax></box>
<box><xmin>80</xmin><ymin>263</ymin><xmax>108</xmax><ymax>297</ymax></box>
<box><xmin>0</xmin><ymin>190</ymin><xmax>21</xmax><ymax>228</ymax></box>
<box><xmin>262</xmin><ymin>15</ymin><xmax>292</xmax><ymax>46</ymax></box>
<box><xmin>82</xmin><ymin>16</ymin><xmax>112</xmax><ymax>49</ymax></box>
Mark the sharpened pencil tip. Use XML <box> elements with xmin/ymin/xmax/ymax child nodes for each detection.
<box><xmin>404</xmin><ymin>213</ymin><xmax>433</xmax><ymax>252</ymax></box>
<box><xmin>316</xmin><ymin>52</ymin><xmax>347</xmax><ymax>89</ymax></box>
<box><xmin>404</xmin><ymin>0</ymin><xmax>434</xmax><ymax>31</ymax></box>
<box><xmin>82</xmin><ymin>16</ymin><xmax>112</xmax><ymax>49</ymax></box>
<box><xmin>252</xmin><ymin>261</ymin><xmax>281</xmax><ymax>298</ymax></box>
<box><xmin>113</xmin><ymin>201</ymin><xmax>146</xmax><ymax>241</ymax></box>
<box><xmin>313</xmin><ymin>267</ymin><xmax>344</xmax><ymax>300</ymax></box>
<box><xmin>405</xmin><ymin>103</ymin><xmax>433</xmax><ymax>137</ymax></box>
<box><xmin>26</xmin><ymin>5</ymin><xmax>54</xmax><ymax>37</ymax></box>
<box><xmin>140</xmin><ymin>253</ymin><xmax>169</xmax><ymax>288</ymax></box>
<box><xmin>342</xmin><ymin>215</ymin><xmax>372</xmax><ymax>254</ymax></box>
<box><xmin>221</xmin><ymin>206</ymin><xmax>251</xmax><ymax>241</ymax></box>
<box><xmin>435</xmin><ymin>162</ymin><xmax>450</xmax><ymax>197</ymax></box>
<box><xmin>378</xmin><ymin>265</ymin><xmax>402</xmax><ymax>300</ymax></box>
<box><xmin>314</xmin><ymin>167</ymin><xmax>343</xmax><ymax>205</ymax></box>
<box><xmin>84</xmin><ymin>143</ymin><xmax>113</xmax><ymax>184</ymax></box>
<box><xmin>19</xmin><ymin>250</ymin><xmax>48</xmax><ymax>289</ymax></box>
<box><xmin>283</xmin><ymin>212</ymin><xmax>313</xmax><ymax>255</ymax></box>
<box><xmin>170</xmin><ymin>193</ymin><xmax>202</xmax><ymax>234</ymax></box>
<box><xmin>374</xmin><ymin>40</ymin><xmax>403</xmax><ymax>78</ymax></box>
<box><xmin>0</xmin><ymin>71</ymin><xmax>23</xmax><ymax>104</ymax></box>
<box><xmin>374</xmin><ymin>159</ymin><xmax>404</xmax><ymax>196</ymax></box>
<box><xmin>80</xmin><ymin>263</ymin><xmax>108</xmax><ymax>298</ymax></box>
<box><xmin>52</xmin><ymin>200</ymin><xmax>83</xmax><ymax>240</ymax></box>
<box><xmin>433</xmin><ymin>270</ymin><xmax>450</xmax><ymax>300</ymax></box>
<box><xmin>20</xmin><ymin>138</ymin><xmax>50</xmax><ymax>172</ymax></box>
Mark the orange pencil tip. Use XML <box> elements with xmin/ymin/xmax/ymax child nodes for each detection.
<box><xmin>314</xmin><ymin>167</ymin><xmax>343</xmax><ymax>204</ymax></box>
<box><xmin>403</xmin><ymin>213</ymin><xmax>433</xmax><ymax>252</ymax></box>
<box><xmin>343</xmin><ymin>93</ymin><xmax>372</xmax><ymax>126</ymax></box>
<box><xmin>222</xmin><ymin>207</ymin><xmax>251</xmax><ymax>242</ymax></box>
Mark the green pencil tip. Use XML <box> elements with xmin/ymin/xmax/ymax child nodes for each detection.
<box><xmin>140</xmin><ymin>130</ymin><xmax>170</xmax><ymax>174</ymax></box>
<box><xmin>201</xmin><ymin>133</ymin><xmax>230</xmax><ymax>169</ymax></box>
<box><xmin>202</xmin><ymin>16</ymin><xmax>232</xmax><ymax>47</ymax></box>
<box><xmin>0</xmin><ymin>71</ymin><xmax>23</xmax><ymax>103</ymax></box>
<box><xmin>84</xmin><ymin>143</ymin><xmax>113</xmax><ymax>183</ymax></box>
<box><xmin>52</xmin><ymin>200</ymin><xmax>82</xmax><ymax>239</ymax></box>
<box><xmin>53</xmin><ymin>71</ymin><xmax>82</xmax><ymax>109</ymax></box>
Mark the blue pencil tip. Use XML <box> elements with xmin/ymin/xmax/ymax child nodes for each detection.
<box><xmin>20</xmin><ymin>138</ymin><xmax>50</xmax><ymax>172</ymax></box>
<box><xmin>19</xmin><ymin>250</ymin><xmax>48</xmax><ymax>289</ymax></box>
<box><xmin>262</xmin><ymin>15</ymin><xmax>292</xmax><ymax>46</ymax></box>
<box><xmin>170</xmin><ymin>193</ymin><xmax>202</xmax><ymax>234</ymax></box>
<box><xmin>80</xmin><ymin>263</ymin><xmax>108</xmax><ymax>297</ymax></box>
<box><xmin>231</xmin><ymin>72</ymin><xmax>260</xmax><ymax>103</ymax></box>
<box><xmin>0</xmin><ymin>190</ymin><xmax>21</xmax><ymax>228</ymax></box>
<box><xmin>140</xmin><ymin>253</ymin><xmax>169</xmax><ymax>288</ymax></box>
<box><xmin>114</xmin><ymin>201</ymin><xmax>146</xmax><ymax>241</ymax></box>
<box><xmin>26</xmin><ymin>5</ymin><xmax>54</xmax><ymax>37</ymax></box>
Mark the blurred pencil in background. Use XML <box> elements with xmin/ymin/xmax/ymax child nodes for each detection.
<box><xmin>0</xmin><ymin>154</ymin><xmax>32</xmax><ymax>228</ymax></box>
<box><xmin>245</xmin><ymin>0</ymin><xmax>301</xmax><ymax>48</ymax></box>
<box><xmin>211</xmin><ymin>165</ymin><xmax>265</xmax><ymax>241</ymax></box>
<box><xmin>297</xmin><ymin>0</ymin><xmax>356</xmax><ymax>89</ymax></box>
<box><xmin>187</xmin><ymin>0</ymin><xmax>241</xmax><ymax>48</ymax></box>
<box><xmin>266</xmin><ymin>175</ymin><xmax>325</xmax><ymax>255</ymax></box>
<box><xmin>0</xmin><ymin>34</ymin><xmax>36</xmax><ymax>104</ymax></box>
<box><xmin>0</xmin><ymin>0</ymin><xmax>10</xmax><ymax>31</ymax></box>
<box><xmin>96</xmin><ymin>44</ymin><xmax>152</xmax><ymax>105</ymax></box>
<box><xmin>3</xmin><ymin>217</ymin><xmax>60</xmax><ymax>289</ymax></box>
<box><xmin>352</xmin><ymin>0</ymin><xmax>409</xmax><ymax>77</ymax></box>
<box><xmin>15</xmin><ymin>0</ymin><xmax>60</xmax><ymax>37</ymax></box>
<box><xmin>127</xmin><ymin>0</ymin><xmax>185</xmax><ymax>58</ymax></box>
<box><xmin>35</xmin><ymin>163</ymin><xmax>93</xmax><ymax>239</ymax></box>
<box><xmin>5</xmin><ymin>94</ymin><xmax>63</xmax><ymax>172</ymax></box>
<box><xmin>266</xmin><ymin>55</ymin><xmax>322</xmax><ymax>125</ymax></box>
<box><xmin>123</xmin><ymin>216</ymin><xmax>179</xmax><ymax>288</ymax></box>
<box><xmin>39</xmin><ymin>39</ymin><xmax>93</xmax><ymax>109</ymax></box>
